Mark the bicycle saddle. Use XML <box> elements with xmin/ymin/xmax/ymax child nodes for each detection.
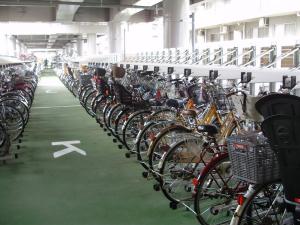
<box><xmin>166</xmin><ymin>99</ymin><xmax>179</xmax><ymax>108</ymax></box>
<box><xmin>181</xmin><ymin>109</ymin><xmax>197</xmax><ymax>117</ymax></box>
<box><xmin>149</xmin><ymin>99</ymin><xmax>163</xmax><ymax>106</ymax></box>
<box><xmin>197</xmin><ymin>124</ymin><xmax>219</xmax><ymax>135</ymax></box>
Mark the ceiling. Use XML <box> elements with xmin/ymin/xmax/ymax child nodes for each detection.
<box><xmin>0</xmin><ymin>0</ymin><xmax>202</xmax><ymax>50</ymax></box>
<box><xmin>0</xmin><ymin>0</ymin><xmax>157</xmax><ymax>49</ymax></box>
<box><xmin>16</xmin><ymin>34</ymin><xmax>79</xmax><ymax>49</ymax></box>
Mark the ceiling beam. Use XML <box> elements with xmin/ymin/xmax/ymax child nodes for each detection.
<box><xmin>112</xmin><ymin>0</ymin><xmax>161</xmax><ymax>22</ymax></box>
<box><xmin>19</xmin><ymin>38</ymin><xmax>79</xmax><ymax>42</ymax></box>
<box><xmin>0</xmin><ymin>1</ymin><xmax>154</xmax><ymax>9</ymax></box>
<box><xmin>0</xmin><ymin>22</ymin><xmax>108</xmax><ymax>35</ymax></box>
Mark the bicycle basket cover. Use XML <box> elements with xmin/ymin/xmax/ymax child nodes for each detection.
<box><xmin>231</xmin><ymin>95</ymin><xmax>263</xmax><ymax>122</ymax></box>
<box><xmin>112</xmin><ymin>65</ymin><xmax>125</xmax><ymax>78</ymax></box>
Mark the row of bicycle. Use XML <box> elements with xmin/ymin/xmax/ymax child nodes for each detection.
<box><xmin>0</xmin><ymin>63</ymin><xmax>38</xmax><ymax>161</ymax></box>
<box><xmin>60</xmin><ymin>64</ymin><xmax>299</xmax><ymax>225</ymax></box>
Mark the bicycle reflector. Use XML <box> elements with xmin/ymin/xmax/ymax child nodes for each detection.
<box><xmin>192</xmin><ymin>178</ymin><xmax>198</xmax><ymax>186</ymax></box>
<box><xmin>237</xmin><ymin>194</ymin><xmax>245</xmax><ymax>205</ymax></box>
<box><xmin>294</xmin><ymin>198</ymin><xmax>300</xmax><ymax>204</ymax></box>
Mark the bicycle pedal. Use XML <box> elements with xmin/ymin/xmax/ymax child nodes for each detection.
<box><xmin>118</xmin><ymin>145</ymin><xmax>123</xmax><ymax>149</ymax></box>
<box><xmin>169</xmin><ymin>201</ymin><xmax>178</xmax><ymax>210</ymax></box>
<box><xmin>125</xmin><ymin>152</ymin><xmax>131</xmax><ymax>158</ymax></box>
<box><xmin>18</xmin><ymin>139</ymin><xmax>22</xmax><ymax>143</ymax></box>
<box><xmin>153</xmin><ymin>183</ymin><xmax>160</xmax><ymax>191</ymax></box>
<box><xmin>142</xmin><ymin>171</ymin><xmax>148</xmax><ymax>178</ymax></box>
<box><xmin>107</xmin><ymin>133</ymin><xmax>111</xmax><ymax>136</ymax></box>
<box><xmin>113</xmin><ymin>139</ymin><xmax>117</xmax><ymax>143</ymax></box>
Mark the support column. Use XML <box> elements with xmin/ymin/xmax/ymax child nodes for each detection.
<box><xmin>0</xmin><ymin>34</ymin><xmax>6</xmax><ymax>55</ymax></box>
<box><xmin>63</xmin><ymin>47</ymin><xmax>67</xmax><ymax>56</ymax></box>
<box><xmin>10</xmin><ymin>36</ymin><xmax>17</xmax><ymax>57</ymax></box>
<box><xmin>4</xmin><ymin>35</ymin><xmax>10</xmax><ymax>55</ymax></box>
<box><xmin>65</xmin><ymin>43</ymin><xmax>71</xmax><ymax>57</ymax></box>
<box><xmin>108</xmin><ymin>21</ymin><xmax>122</xmax><ymax>54</ymax></box>
<box><xmin>87</xmin><ymin>33</ymin><xmax>96</xmax><ymax>55</ymax></box>
<box><xmin>76</xmin><ymin>36</ymin><xmax>83</xmax><ymax>57</ymax></box>
<box><xmin>71</xmin><ymin>41</ymin><xmax>77</xmax><ymax>57</ymax></box>
<box><xmin>23</xmin><ymin>44</ymin><xmax>28</xmax><ymax>54</ymax></box>
<box><xmin>19</xmin><ymin>43</ymin><xmax>25</xmax><ymax>55</ymax></box>
<box><xmin>16</xmin><ymin>40</ymin><xmax>21</xmax><ymax>57</ymax></box>
<box><xmin>163</xmin><ymin>0</ymin><xmax>190</xmax><ymax>49</ymax></box>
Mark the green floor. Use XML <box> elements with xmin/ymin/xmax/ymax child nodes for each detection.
<box><xmin>0</xmin><ymin>70</ymin><xmax>197</xmax><ymax>225</ymax></box>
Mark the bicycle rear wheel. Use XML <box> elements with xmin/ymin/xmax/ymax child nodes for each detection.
<box><xmin>232</xmin><ymin>181</ymin><xmax>288</xmax><ymax>225</ymax></box>
<box><xmin>194</xmin><ymin>154</ymin><xmax>246</xmax><ymax>225</ymax></box>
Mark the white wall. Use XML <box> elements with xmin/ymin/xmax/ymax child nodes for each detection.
<box><xmin>125</xmin><ymin>18</ymin><xmax>163</xmax><ymax>54</ymax></box>
<box><xmin>193</xmin><ymin>0</ymin><xmax>300</xmax><ymax>29</ymax></box>
<box><xmin>199</xmin><ymin>14</ymin><xmax>300</xmax><ymax>45</ymax></box>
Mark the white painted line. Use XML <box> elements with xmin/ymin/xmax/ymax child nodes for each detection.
<box><xmin>32</xmin><ymin>105</ymin><xmax>81</xmax><ymax>109</ymax></box>
<box><xmin>45</xmin><ymin>90</ymin><xmax>57</xmax><ymax>94</ymax></box>
<box><xmin>52</xmin><ymin>140</ymin><xmax>87</xmax><ymax>158</ymax></box>
<box><xmin>52</xmin><ymin>140</ymin><xmax>81</xmax><ymax>145</ymax></box>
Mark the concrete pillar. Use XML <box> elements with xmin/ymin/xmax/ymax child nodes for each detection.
<box><xmin>71</xmin><ymin>41</ymin><xmax>77</xmax><ymax>57</ymax></box>
<box><xmin>66</xmin><ymin>43</ymin><xmax>73</xmax><ymax>57</ymax></box>
<box><xmin>0</xmin><ymin>34</ymin><xmax>6</xmax><ymax>55</ymax></box>
<box><xmin>4</xmin><ymin>35</ymin><xmax>10</xmax><ymax>56</ymax></box>
<box><xmin>108</xmin><ymin>21</ymin><xmax>122</xmax><ymax>54</ymax></box>
<box><xmin>76</xmin><ymin>36</ymin><xmax>83</xmax><ymax>56</ymax></box>
<box><xmin>10</xmin><ymin>36</ymin><xmax>17</xmax><ymax>57</ymax></box>
<box><xmin>16</xmin><ymin>40</ymin><xmax>21</xmax><ymax>57</ymax></box>
<box><xmin>163</xmin><ymin>0</ymin><xmax>190</xmax><ymax>49</ymax></box>
<box><xmin>63</xmin><ymin>47</ymin><xmax>67</xmax><ymax>56</ymax></box>
<box><xmin>87</xmin><ymin>33</ymin><xmax>96</xmax><ymax>55</ymax></box>
<box><xmin>19</xmin><ymin>43</ymin><xmax>23</xmax><ymax>55</ymax></box>
<box><xmin>23</xmin><ymin>44</ymin><xmax>28</xmax><ymax>54</ymax></box>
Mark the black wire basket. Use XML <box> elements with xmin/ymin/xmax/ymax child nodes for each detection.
<box><xmin>227</xmin><ymin>132</ymin><xmax>280</xmax><ymax>184</ymax></box>
<box><xmin>113</xmin><ymin>83</ymin><xmax>149</xmax><ymax>108</ymax></box>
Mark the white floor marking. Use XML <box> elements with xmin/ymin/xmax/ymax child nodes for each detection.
<box><xmin>52</xmin><ymin>140</ymin><xmax>87</xmax><ymax>158</ymax></box>
<box><xmin>32</xmin><ymin>105</ymin><xmax>81</xmax><ymax>109</ymax></box>
<box><xmin>45</xmin><ymin>90</ymin><xmax>57</xmax><ymax>94</ymax></box>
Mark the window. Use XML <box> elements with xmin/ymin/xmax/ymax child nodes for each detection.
<box><xmin>281</xmin><ymin>46</ymin><xmax>294</xmax><ymax>68</ymax></box>
<box><xmin>258</xmin><ymin>27</ymin><xmax>269</xmax><ymax>38</ymax></box>
<box><xmin>244</xmin><ymin>27</ymin><xmax>253</xmax><ymax>39</ymax></box>
<box><xmin>284</xmin><ymin>23</ymin><xmax>296</xmax><ymax>36</ymax></box>
<box><xmin>225</xmin><ymin>31</ymin><xmax>234</xmax><ymax>41</ymax></box>
<box><xmin>210</xmin><ymin>33</ymin><xmax>220</xmax><ymax>42</ymax></box>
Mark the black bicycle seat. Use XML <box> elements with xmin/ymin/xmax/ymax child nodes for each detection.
<box><xmin>166</xmin><ymin>99</ymin><xmax>179</xmax><ymax>108</ymax></box>
<box><xmin>197</xmin><ymin>124</ymin><xmax>219</xmax><ymax>135</ymax></box>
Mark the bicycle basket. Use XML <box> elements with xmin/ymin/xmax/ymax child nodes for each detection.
<box><xmin>113</xmin><ymin>83</ymin><xmax>132</xmax><ymax>104</ymax></box>
<box><xmin>227</xmin><ymin>132</ymin><xmax>280</xmax><ymax>184</ymax></box>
